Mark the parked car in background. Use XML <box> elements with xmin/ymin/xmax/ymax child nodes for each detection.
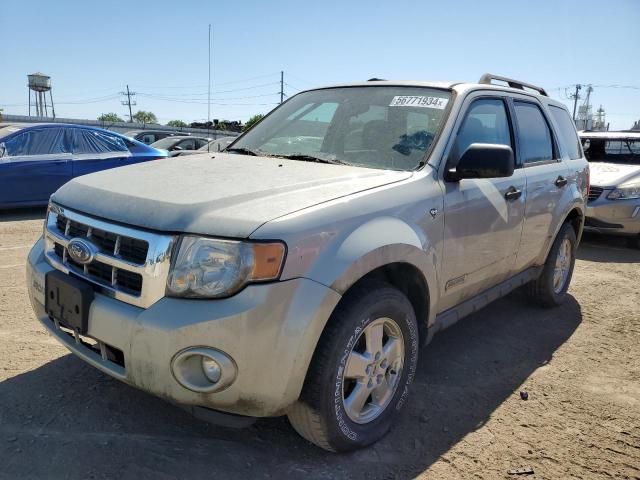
<box><xmin>151</xmin><ymin>136</ymin><xmax>210</xmax><ymax>153</ymax></box>
<box><xmin>125</xmin><ymin>130</ymin><xmax>190</xmax><ymax>145</ymax></box>
<box><xmin>581</xmin><ymin>131</ymin><xmax>640</xmax><ymax>248</ymax></box>
<box><xmin>170</xmin><ymin>136</ymin><xmax>236</xmax><ymax>157</ymax></box>
<box><xmin>0</xmin><ymin>124</ymin><xmax>167</xmax><ymax>208</ymax></box>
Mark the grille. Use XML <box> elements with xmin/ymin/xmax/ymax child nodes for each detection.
<box><xmin>44</xmin><ymin>205</ymin><xmax>175</xmax><ymax>308</ymax></box>
<box><xmin>588</xmin><ymin>186</ymin><xmax>603</xmax><ymax>202</ymax></box>
<box><xmin>56</xmin><ymin>215</ymin><xmax>148</xmax><ymax>264</ymax></box>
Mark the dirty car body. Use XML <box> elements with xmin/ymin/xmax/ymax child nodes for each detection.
<box><xmin>27</xmin><ymin>75</ymin><xmax>588</xmax><ymax>451</ymax></box>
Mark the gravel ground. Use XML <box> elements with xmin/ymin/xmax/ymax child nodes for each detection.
<box><xmin>0</xmin><ymin>208</ymin><xmax>638</xmax><ymax>480</ymax></box>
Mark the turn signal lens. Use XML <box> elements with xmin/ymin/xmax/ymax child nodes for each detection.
<box><xmin>250</xmin><ymin>243</ymin><xmax>286</xmax><ymax>281</ymax></box>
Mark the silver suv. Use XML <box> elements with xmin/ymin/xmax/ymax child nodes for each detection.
<box><xmin>26</xmin><ymin>74</ymin><xmax>588</xmax><ymax>452</ymax></box>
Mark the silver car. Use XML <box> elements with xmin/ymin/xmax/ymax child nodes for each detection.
<box><xmin>581</xmin><ymin>131</ymin><xmax>640</xmax><ymax>248</ymax></box>
<box><xmin>26</xmin><ymin>74</ymin><xmax>588</xmax><ymax>451</ymax></box>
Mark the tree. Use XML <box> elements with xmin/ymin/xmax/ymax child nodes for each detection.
<box><xmin>97</xmin><ymin>112</ymin><xmax>124</xmax><ymax>123</ymax></box>
<box><xmin>133</xmin><ymin>111</ymin><xmax>158</xmax><ymax>125</ymax></box>
<box><xmin>243</xmin><ymin>114</ymin><xmax>265</xmax><ymax>132</ymax></box>
<box><xmin>166</xmin><ymin>120</ymin><xmax>187</xmax><ymax>128</ymax></box>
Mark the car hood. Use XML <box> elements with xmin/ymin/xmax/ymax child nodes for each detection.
<box><xmin>589</xmin><ymin>161</ymin><xmax>640</xmax><ymax>187</ymax></box>
<box><xmin>52</xmin><ymin>153</ymin><xmax>412</xmax><ymax>238</ymax></box>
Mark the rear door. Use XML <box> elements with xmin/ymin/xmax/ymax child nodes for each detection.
<box><xmin>0</xmin><ymin>128</ymin><xmax>72</xmax><ymax>206</ymax></box>
<box><xmin>71</xmin><ymin>128</ymin><xmax>131</xmax><ymax>178</ymax></box>
<box><xmin>439</xmin><ymin>94</ymin><xmax>526</xmax><ymax>310</ymax></box>
<box><xmin>511</xmin><ymin>98</ymin><xmax>570</xmax><ymax>271</ymax></box>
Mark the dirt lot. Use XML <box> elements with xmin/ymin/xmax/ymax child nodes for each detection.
<box><xmin>0</xmin><ymin>208</ymin><xmax>638</xmax><ymax>480</ymax></box>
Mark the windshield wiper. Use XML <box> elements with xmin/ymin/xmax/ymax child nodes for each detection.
<box><xmin>275</xmin><ymin>153</ymin><xmax>350</xmax><ymax>166</ymax></box>
<box><xmin>226</xmin><ymin>147</ymin><xmax>263</xmax><ymax>156</ymax></box>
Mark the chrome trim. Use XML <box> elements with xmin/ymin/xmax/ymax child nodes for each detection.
<box><xmin>44</xmin><ymin>203</ymin><xmax>175</xmax><ymax>309</ymax></box>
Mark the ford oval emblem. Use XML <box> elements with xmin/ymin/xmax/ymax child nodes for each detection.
<box><xmin>67</xmin><ymin>238</ymin><xmax>98</xmax><ymax>265</ymax></box>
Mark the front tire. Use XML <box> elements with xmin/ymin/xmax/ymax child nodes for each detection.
<box><xmin>527</xmin><ymin>222</ymin><xmax>577</xmax><ymax>307</ymax></box>
<box><xmin>287</xmin><ymin>282</ymin><xmax>419</xmax><ymax>452</ymax></box>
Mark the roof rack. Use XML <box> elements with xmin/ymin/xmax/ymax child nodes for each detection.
<box><xmin>478</xmin><ymin>73</ymin><xmax>548</xmax><ymax>97</ymax></box>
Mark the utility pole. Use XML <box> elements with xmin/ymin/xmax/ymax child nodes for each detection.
<box><xmin>280</xmin><ymin>71</ymin><xmax>284</xmax><ymax>104</ymax></box>
<box><xmin>571</xmin><ymin>84</ymin><xmax>582</xmax><ymax>121</ymax></box>
<box><xmin>120</xmin><ymin>85</ymin><xmax>136</xmax><ymax>122</ymax></box>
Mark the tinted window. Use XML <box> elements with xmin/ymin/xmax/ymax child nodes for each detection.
<box><xmin>549</xmin><ymin>105</ymin><xmax>582</xmax><ymax>160</ymax></box>
<box><xmin>3</xmin><ymin>128</ymin><xmax>72</xmax><ymax>157</ymax></box>
<box><xmin>513</xmin><ymin>102</ymin><xmax>554</xmax><ymax>163</ymax></box>
<box><xmin>456</xmin><ymin>98</ymin><xmax>511</xmax><ymax>157</ymax></box>
<box><xmin>178</xmin><ymin>138</ymin><xmax>196</xmax><ymax>150</ymax></box>
<box><xmin>73</xmin><ymin>129</ymin><xmax>128</xmax><ymax>154</ymax></box>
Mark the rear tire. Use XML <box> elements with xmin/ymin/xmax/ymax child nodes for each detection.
<box><xmin>287</xmin><ymin>282</ymin><xmax>419</xmax><ymax>452</ymax></box>
<box><xmin>527</xmin><ymin>223</ymin><xmax>577</xmax><ymax>307</ymax></box>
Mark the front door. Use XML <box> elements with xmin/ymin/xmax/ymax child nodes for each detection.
<box><xmin>439</xmin><ymin>96</ymin><xmax>526</xmax><ymax>311</ymax></box>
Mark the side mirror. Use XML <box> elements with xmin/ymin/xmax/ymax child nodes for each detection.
<box><xmin>448</xmin><ymin>143</ymin><xmax>514</xmax><ymax>181</ymax></box>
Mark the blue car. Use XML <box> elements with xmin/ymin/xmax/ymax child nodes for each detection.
<box><xmin>0</xmin><ymin>123</ymin><xmax>168</xmax><ymax>208</ymax></box>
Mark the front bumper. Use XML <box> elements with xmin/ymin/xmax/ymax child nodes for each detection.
<box><xmin>585</xmin><ymin>193</ymin><xmax>640</xmax><ymax>237</ymax></box>
<box><xmin>27</xmin><ymin>237</ymin><xmax>341</xmax><ymax>417</ymax></box>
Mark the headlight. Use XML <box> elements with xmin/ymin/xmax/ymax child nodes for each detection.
<box><xmin>607</xmin><ymin>183</ymin><xmax>640</xmax><ymax>200</ymax></box>
<box><xmin>166</xmin><ymin>236</ymin><xmax>286</xmax><ymax>298</ymax></box>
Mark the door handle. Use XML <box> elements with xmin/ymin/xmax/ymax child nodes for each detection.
<box><xmin>555</xmin><ymin>176</ymin><xmax>568</xmax><ymax>188</ymax></box>
<box><xmin>504</xmin><ymin>186</ymin><xmax>522</xmax><ymax>201</ymax></box>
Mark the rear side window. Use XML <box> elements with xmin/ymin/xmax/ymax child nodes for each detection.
<box><xmin>513</xmin><ymin>102</ymin><xmax>554</xmax><ymax>163</ymax></box>
<box><xmin>549</xmin><ymin>105</ymin><xmax>582</xmax><ymax>160</ymax></box>
<box><xmin>455</xmin><ymin>98</ymin><xmax>512</xmax><ymax>157</ymax></box>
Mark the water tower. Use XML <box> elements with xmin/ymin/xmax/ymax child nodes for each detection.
<box><xmin>28</xmin><ymin>72</ymin><xmax>55</xmax><ymax>118</ymax></box>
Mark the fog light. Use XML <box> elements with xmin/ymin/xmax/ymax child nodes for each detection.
<box><xmin>171</xmin><ymin>347</ymin><xmax>237</xmax><ymax>393</ymax></box>
<box><xmin>202</xmin><ymin>357</ymin><xmax>222</xmax><ymax>383</ymax></box>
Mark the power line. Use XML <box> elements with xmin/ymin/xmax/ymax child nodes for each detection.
<box><xmin>137</xmin><ymin>92</ymin><xmax>279</xmax><ymax>102</ymax></box>
<box><xmin>133</xmin><ymin>72</ymin><xmax>281</xmax><ymax>90</ymax></box>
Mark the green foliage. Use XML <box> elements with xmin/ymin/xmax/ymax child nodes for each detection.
<box><xmin>133</xmin><ymin>111</ymin><xmax>158</xmax><ymax>125</ymax></box>
<box><xmin>243</xmin><ymin>114</ymin><xmax>265</xmax><ymax>132</ymax></box>
<box><xmin>97</xmin><ymin>112</ymin><xmax>124</xmax><ymax>123</ymax></box>
<box><xmin>166</xmin><ymin>120</ymin><xmax>188</xmax><ymax>128</ymax></box>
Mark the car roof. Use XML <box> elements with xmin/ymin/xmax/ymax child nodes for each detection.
<box><xmin>579</xmin><ymin>131</ymin><xmax>640</xmax><ymax>140</ymax></box>
<box><xmin>300</xmin><ymin>76</ymin><xmax>560</xmax><ymax>104</ymax></box>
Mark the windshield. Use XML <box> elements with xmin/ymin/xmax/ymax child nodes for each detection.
<box><xmin>231</xmin><ymin>86</ymin><xmax>452</xmax><ymax>170</ymax></box>
<box><xmin>151</xmin><ymin>137</ymin><xmax>182</xmax><ymax>149</ymax></box>
<box><xmin>582</xmin><ymin>138</ymin><xmax>640</xmax><ymax>165</ymax></box>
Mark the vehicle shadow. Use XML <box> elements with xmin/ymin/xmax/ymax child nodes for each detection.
<box><xmin>0</xmin><ymin>206</ymin><xmax>47</xmax><ymax>223</ymax></box>
<box><xmin>577</xmin><ymin>232</ymin><xmax>640</xmax><ymax>264</ymax></box>
<box><xmin>0</xmin><ymin>295</ymin><xmax>581</xmax><ymax>480</ymax></box>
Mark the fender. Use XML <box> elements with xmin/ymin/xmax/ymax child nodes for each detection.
<box><xmin>301</xmin><ymin>216</ymin><xmax>440</xmax><ymax>325</ymax></box>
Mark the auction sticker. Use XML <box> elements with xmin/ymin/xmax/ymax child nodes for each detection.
<box><xmin>389</xmin><ymin>96</ymin><xmax>449</xmax><ymax>109</ymax></box>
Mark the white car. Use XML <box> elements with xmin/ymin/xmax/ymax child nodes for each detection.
<box><xmin>581</xmin><ymin>131</ymin><xmax>640</xmax><ymax>248</ymax></box>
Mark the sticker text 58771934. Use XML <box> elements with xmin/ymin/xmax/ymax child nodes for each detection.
<box><xmin>389</xmin><ymin>96</ymin><xmax>449</xmax><ymax>109</ymax></box>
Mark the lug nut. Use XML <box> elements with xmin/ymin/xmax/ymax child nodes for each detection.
<box><xmin>377</xmin><ymin>374</ymin><xmax>383</xmax><ymax>384</ymax></box>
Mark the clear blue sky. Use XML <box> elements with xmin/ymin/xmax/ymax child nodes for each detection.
<box><xmin>1</xmin><ymin>0</ymin><xmax>639</xmax><ymax>128</ymax></box>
